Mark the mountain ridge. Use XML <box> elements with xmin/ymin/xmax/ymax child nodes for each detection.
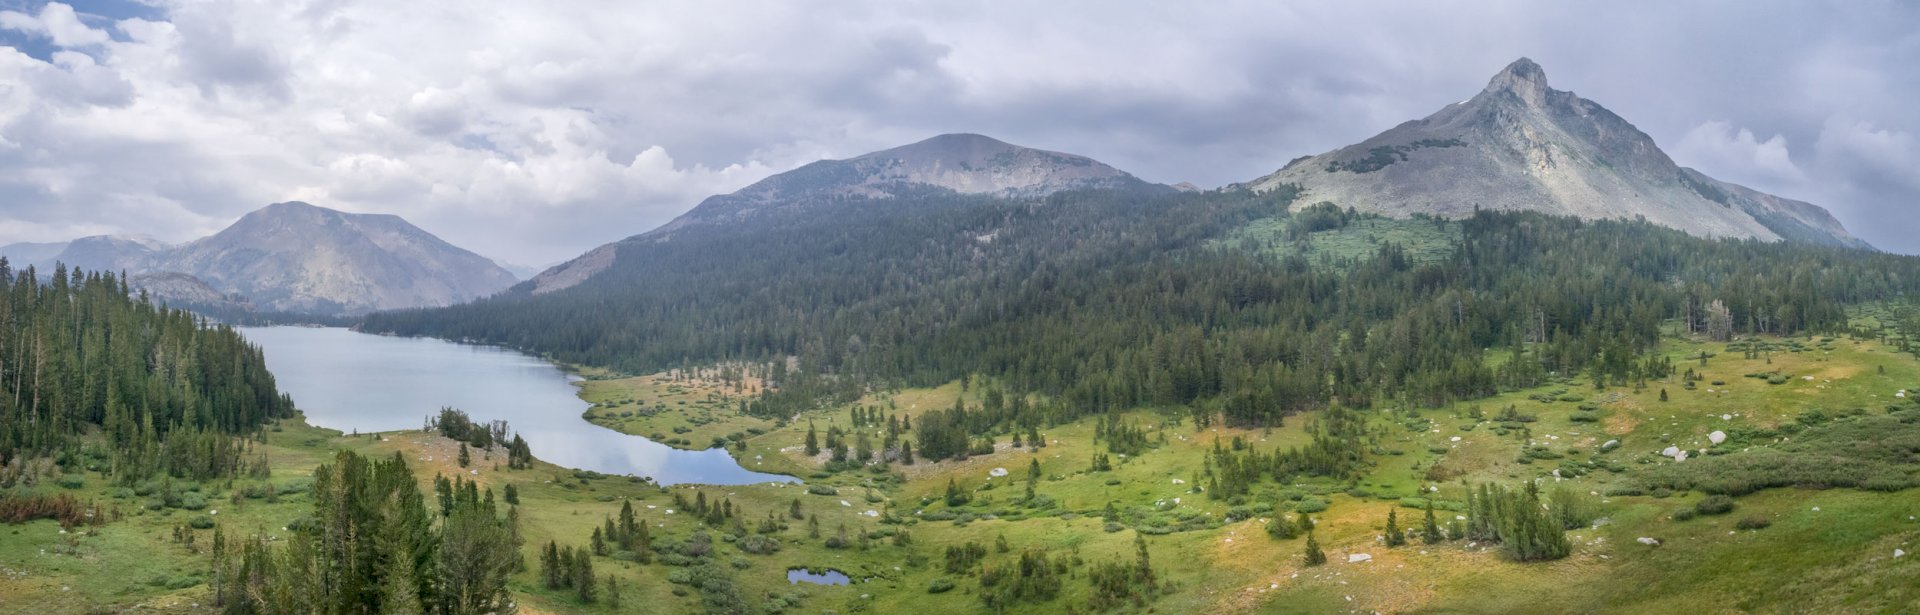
<box><xmin>1242</xmin><ymin>58</ymin><xmax>1867</xmax><ymax>249</ymax></box>
<box><xmin>528</xmin><ymin>133</ymin><xmax>1167</xmax><ymax>294</ymax></box>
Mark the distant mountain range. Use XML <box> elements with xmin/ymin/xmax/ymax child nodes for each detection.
<box><xmin>1242</xmin><ymin>58</ymin><xmax>1867</xmax><ymax>248</ymax></box>
<box><xmin>2</xmin><ymin>202</ymin><xmax>517</xmax><ymax>317</ymax></box>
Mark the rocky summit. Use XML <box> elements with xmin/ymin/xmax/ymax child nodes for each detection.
<box><xmin>1242</xmin><ymin>58</ymin><xmax>1867</xmax><ymax>248</ymax></box>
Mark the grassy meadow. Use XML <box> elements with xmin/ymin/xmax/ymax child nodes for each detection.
<box><xmin>3</xmin><ymin>326</ymin><xmax>1918</xmax><ymax>614</ymax></box>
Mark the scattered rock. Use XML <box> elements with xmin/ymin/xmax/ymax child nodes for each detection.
<box><xmin>1896</xmin><ymin>549</ymin><xmax>1907</xmax><ymax>558</ymax></box>
<box><xmin>1450</xmin><ymin>436</ymin><xmax>1462</xmax><ymax>442</ymax></box>
<box><xmin>989</xmin><ymin>467</ymin><xmax>1008</xmax><ymax>477</ymax></box>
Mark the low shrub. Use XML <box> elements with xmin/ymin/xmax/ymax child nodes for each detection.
<box><xmin>1694</xmin><ymin>495</ymin><xmax>1735</xmax><ymax>516</ymax></box>
<box><xmin>1293</xmin><ymin>497</ymin><xmax>1329</xmax><ymax>513</ymax></box>
<box><xmin>1733</xmin><ymin>515</ymin><xmax>1772</xmax><ymax>530</ymax></box>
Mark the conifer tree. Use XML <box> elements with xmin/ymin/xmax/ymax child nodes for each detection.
<box><xmin>1422</xmin><ymin>501</ymin><xmax>1443</xmax><ymax>544</ymax></box>
<box><xmin>1303</xmin><ymin>530</ymin><xmax>1326</xmax><ymax>566</ymax></box>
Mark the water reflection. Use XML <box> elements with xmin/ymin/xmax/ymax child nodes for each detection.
<box><xmin>238</xmin><ymin>326</ymin><xmax>795</xmax><ymax>486</ymax></box>
<box><xmin>786</xmin><ymin>568</ymin><xmax>852</xmax><ymax>585</ymax></box>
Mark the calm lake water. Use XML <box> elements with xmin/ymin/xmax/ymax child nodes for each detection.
<box><xmin>238</xmin><ymin>326</ymin><xmax>794</xmax><ymax>486</ymax></box>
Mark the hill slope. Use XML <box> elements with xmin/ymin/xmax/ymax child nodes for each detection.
<box><xmin>1242</xmin><ymin>58</ymin><xmax>1867</xmax><ymax>248</ymax></box>
<box><xmin>529</xmin><ymin>133</ymin><xmax>1166</xmax><ymax>293</ymax></box>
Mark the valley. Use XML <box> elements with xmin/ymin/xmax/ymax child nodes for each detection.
<box><xmin>1</xmin><ymin>54</ymin><xmax>1916</xmax><ymax>615</ymax></box>
<box><xmin>7</xmin><ymin>315</ymin><xmax>1916</xmax><ymax>614</ymax></box>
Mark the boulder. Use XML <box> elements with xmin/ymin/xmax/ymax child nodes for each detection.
<box><xmin>1348</xmin><ymin>553</ymin><xmax>1372</xmax><ymax>563</ymax></box>
<box><xmin>1636</xmin><ymin>537</ymin><xmax>1661</xmax><ymax>546</ymax></box>
<box><xmin>1709</xmin><ymin>431</ymin><xmax>1727</xmax><ymax>445</ymax></box>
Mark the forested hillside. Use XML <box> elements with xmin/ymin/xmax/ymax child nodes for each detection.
<box><xmin>362</xmin><ymin>187</ymin><xmax>1920</xmax><ymax>427</ymax></box>
<box><xmin>0</xmin><ymin>261</ymin><xmax>294</xmax><ymax>479</ymax></box>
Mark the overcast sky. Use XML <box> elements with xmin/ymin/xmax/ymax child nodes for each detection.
<box><xmin>0</xmin><ymin>0</ymin><xmax>1915</xmax><ymax>266</ymax></box>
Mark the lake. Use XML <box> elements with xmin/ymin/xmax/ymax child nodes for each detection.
<box><xmin>237</xmin><ymin>326</ymin><xmax>795</xmax><ymax>486</ymax></box>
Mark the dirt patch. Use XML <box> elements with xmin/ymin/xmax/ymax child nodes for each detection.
<box><xmin>1603</xmin><ymin>412</ymin><xmax>1641</xmax><ymax>436</ymax></box>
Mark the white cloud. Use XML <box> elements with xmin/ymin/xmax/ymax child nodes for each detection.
<box><xmin>0</xmin><ymin>0</ymin><xmax>1913</xmax><ymax>261</ymax></box>
<box><xmin>1813</xmin><ymin>115</ymin><xmax>1918</xmax><ymax>191</ymax></box>
<box><xmin>0</xmin><ymin>2</ymin><xmax>111</xmax><ymax>48</ymax></box>
<box><xmin>1672</xmin><ymin>121</ymin><xmax>1807</xmax><ymax>186</ymax></box>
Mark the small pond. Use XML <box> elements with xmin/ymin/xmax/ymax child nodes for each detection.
<box><xmin>786</xmin><ymin>568</ymin><xmax>851</xmax><ymax>585</ymax></box>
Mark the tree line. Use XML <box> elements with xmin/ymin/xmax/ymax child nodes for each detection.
<box><xmin>360</xmin><ymin>186</ymin><xmax>1920</xmax><ymax>427</ymax></box>
<box><xmin>0</xmin><ymin>262</ymin><xmax>294</xmax><ymax>480</ymax></box>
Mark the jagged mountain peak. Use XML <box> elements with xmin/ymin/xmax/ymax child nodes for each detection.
<box><xmin>1242</xmin><ymin>58</ymin><xmax>1867</xmax><ymax>249</ymax></box>
<box><xmin>1483</xmin><ymin>57</ymin><xmax>1549</xmax><ymax>104</ymax></box>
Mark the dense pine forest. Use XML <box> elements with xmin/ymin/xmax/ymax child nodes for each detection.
<box><xmin>362</xmin><ymin>187</ymin><xmax>1920</xmax><ymax>428</ymax></box>
<box><xmin>0</xmin><ymin>261</ymin><xmax>294</xmax><ymax>481</ymax></box>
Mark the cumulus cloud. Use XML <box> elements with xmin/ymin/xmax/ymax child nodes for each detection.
<box><xmin>1672</xmin><ymin>121</ymin><xmax>1808</xmax><ymax>187</ymax></box>
<box><xmin>0</xmin><ymin>0</ymin><xmax>1913</xmax><ymax>263</ymax></box>
<box><xmin>0</xmin><ymin>2</ymin><xmax>110</xmax><ymax>48</ymax></box>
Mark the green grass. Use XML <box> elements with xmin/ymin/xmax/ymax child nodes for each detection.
<box><xmin>7</xmin><ymin>330</ymin><xmax>1920</xmax><ymax>614</ymax></box>
<box><xmin>1221</xmin><ymin>214</ymin><xmax>1461</xmax><ymax>269</ymax></box>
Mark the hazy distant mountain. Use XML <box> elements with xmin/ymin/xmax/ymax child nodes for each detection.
<box><xmin>1243</xmin><ymin>58</ymin><xmax>1867</xmax><ymax>249</ymax></box>
<box><xmin>497</xmin><ymin>261</ymin><xmax>547</xmax><ymax>281</ymax></box>
<box><xmin>52</xmin><ymin>235</ymin><xmax>170</xmax><ymax>273</ymax></box>
<box><xmin>531</xmin><ymin>133</ymin><xmax>1165</xmax><ymax>293</ymax></box>
<box><xmin>8</xmin><ymin>204</ymin><xmax>514</xmax><ymax>316</ymax></box>
<box><xmin>151</xmin><ymin>202</ymin><xmax>517</xmax><ymax>316</ymax></box>
<box><xmin>0</xmin><ymin>241</ymin><xmax>69</xmax><ymax>269</ymax></box>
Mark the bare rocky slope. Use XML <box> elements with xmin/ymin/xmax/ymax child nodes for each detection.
<box><xmin>530</xmin><ymin>133</ymin><xmax>1166</xmax><ymax>293</ymax></box>
<box><xmin>1242</xmin><ymin>58</ymin><xmax>1867</xmax><ymax>248</ymax></box>
<box><xmin>155</xmin><ymin>202</ymin><xmax>517</xmax><ymax>315</ymax></box>
<box><xmin>8</xmin><ymin>203</ymin><xmax>517</xmax><ymax>316</ymax></box>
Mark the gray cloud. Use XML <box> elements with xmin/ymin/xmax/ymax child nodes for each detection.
<box><xmin>0</xmin><ymin>0</ymin><xmax>1914</xmax><ymax>264</ymax></box>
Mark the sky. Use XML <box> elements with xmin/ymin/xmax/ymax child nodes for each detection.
<box><xmin>0</xmin><ymin>1</ymin><xmax>1915</xmax><ymax>267</ymax></box>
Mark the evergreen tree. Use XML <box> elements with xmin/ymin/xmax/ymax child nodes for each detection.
<box><xmin>1385</xmin><ymin>508</ymin><xmax>1406</xmax><ymax>547</ymax></box>
<box><xmin>1303</xmin><ymin>530</ymin><xmax>1326</xmax><ymax>566</ymax></box>
<box><xmin>1422</xmin><ymin>501</ymin><xmax>1443</xmax><ymax>544</ymax></box>
<box><xmin>573</xmin><ymin>548</ymin><xmax>596</xmax><ymax>603</ymax></box>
